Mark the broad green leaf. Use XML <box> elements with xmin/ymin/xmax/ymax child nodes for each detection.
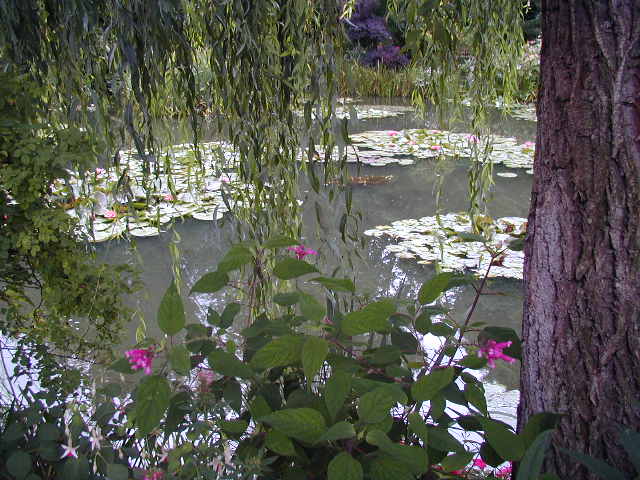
<box><xmin>273</xmin><ymin>292</ymin><xmax>300</xmax><ymax>306</ymax></box>
<box><xmin>464</xmin><ymin>383</ymin><xmax>488</xmax><ymax>415</ymax></box>
<box><xmin>509</xmin><ymin>238</ymin><xmax>525</xmax><ymax>251</ymax></box>
<box><xmin>265</xmin><ymin>429</ymin><xmax>296</xmax><ymax>456</ymax></box>
<box><xmin>249</xmin><ymin>396</ymin><xmax>272</xmax><ymax>419</ymax></box>
<box><xmin>299</xmin><ymin>292</ymin><xmax>325</xmax><ymax>322</ymax></box>
<box><xmin>369</xmin><ymin>455</ymin><xmax>415</xmax><ymax>480</ymax></box>
<box><xmin>390</xmin><ymin>329</ymin><xmax>419</xmax><ymax>353</ymax></box>
<box><xmin>59</xmin><ymin>455</ymin><xmax>89</xmax><ymax>480</ymax></box>
<box><xmin>411</xmin><ymin>367</ymin><xmax>454</xmax><ymax>402</ymax></box>
<box><xmin>427</xmin><ymin>426</ymin><xmax>465</xmax><ymax>453</ymax></box>
<box><xmin>208</xmin><ymin>350</ymin><xmax>253</xmax><ymax>379</ymax></box>
<box><xmin>169</xmin><ymin>345</ymin><xmax>191</xmax><ymax>375</ymax></box>
<box><xmin>521</xmin><ymin>412</ymin><xmax>562</xmax><ymax>447</ymax></box>
<box><xmin>190</xmin><ymin>271</ymin><xmax>228</xmax><ymax>294</ymax></box>
<box><xmin>357</xmin><ymin>388</ymin><xmax>394</xmax><ymax>424</ymax></box>
<box><xmin>109</xmin><ymin>357</ymin><xmax>134</xmax><ymax>374</ymax></box>
<box><xmin>220</xmin><ymin>419</ymin><xmax>248</xmax><ymax>435</ymax></box>
<box><xmin>7</xmin><ymin>451</ymin><xmax>31</xmax><ymax>479</ymax></box>
<box><xmin>316</xmin><ymin>421</ymin><xmax>356</xmax><ymax>443</ymax></box>
<box><xmin>418</xmin><ymin>272</ymin><xmax>455</xmax><ymax>304</ymax></box>
<box><xmin>481</xmin><ymin>419</ymin><xmax>525</xmax><ymax>461</ymax></box>
<box><xmin>263</xmin><ymin>235</ymin><xmax>299</xmax><ymax>249</ymax></box>
<box><xmin>342</xmin><ymin>299</ymin><xmax>395</xmax><ymax>336</ymax></box>
<box><xmin>260</xmin><ymin>408</ymin><xmax>327</xmax><ymax>444</ymax></box>
<box><xmin>217</xmin><ymin>245</ymin><xmax>254</xmax><ymax>273</ymax></box>
<box><xmin>273</xmin><ymin>258</ymin><xmax>319</xmax><ymax>280</ymax></box>
<box><xmin>516</xmin><ymin>430</ymin><xmax>553</xmax><ymax>480</ymax></box>
<box><xmin>251</xmin><ymin>335</ymin><xmax>304</xmax><ymax>369</ymax></box>
<box><xmin>106</xmin><ymin>464</ymin><xmax>129</xmax><ymax>480</ymax></box>
<box><xmin>408</xmin><ymin>412</ymin><xmax>429</xmax><ymax>444</ymax></box>
<box><xmin>325</xmin><ymin>371</ymin><xmax>352</xmax><ymax>421</ymax></box>
<box><xmin>366</xmin><ymin>430</ymin><xmax>429</xmax><ymax>475</ymax></box>
<box><xmin>220</xmin><ymin>302</ymin><xmax>241</xmax><ymax>329</ymax></box>
<box><xmin>157</xmin><ymin>280</ymin><xmax>185</xmax><ymax>335</ymax></box>
<box><xmin>441</xmin><ymin>452</ymin><xmax>474</xmax><ymax>472</ymax></box>
<box><xmin>328</xmin><ymin>452</ymin><xmax>363</xmax><ymax>480</ymax></box>
<box><xmin>223</xmin><ymin>380</ymin><xmax>243</xmax><ymax>412</ymax></box>
<box><xmin>134</xmin><ymin>375</ymin><xmax>171</xmax><ymax>436</ymax></box>
<box><xmin>312</xmin><ymin>276</ymin><xmax>355</xmax><ymax>293</ymax></box>
<box><xmin>302</xmin><ymin>336</ymin><xmax>328</xmax><ymax>385</ymax></box>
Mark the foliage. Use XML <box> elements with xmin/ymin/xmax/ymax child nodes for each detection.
<box><xmin>337</xmin><ymin>62</ymin><xmax>422</xmax><ymax>98</ymax></box>
<box><xmin>0</xmin><ymin>239</ymin><xmax>561</xmax><ymax>480</ymax></box>
<box><xmin>0</xmin><ymin>73</ymin><xmax>136</xmax><ymax>381</ymax></box>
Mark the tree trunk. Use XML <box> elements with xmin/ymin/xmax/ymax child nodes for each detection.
<box><xmin>518</xmin><ymin>1</ymin><xmax>640</xmax><ymax>478</ymax></box>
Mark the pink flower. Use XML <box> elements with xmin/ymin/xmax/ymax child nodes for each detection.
<box><xmin>163</xmin><ymin>194</ymin><xmax>174</xmax><ymax>202</ymax></box>
<box><xmin>523</xmin><ymin>141</ymin><xmax>535</xmax><ymax>149</ymax></box>
<box><xmin>388</xmin><ymin>131</ymin><xmax>399</xmax><ymax>136</ymax></box>
<box><xmin>430</xmin><ymin>145</ymin><xmax>442</xmax><ymax>151</ymax></box>
<box><xmin>467</xmin><ymin>134</ymin><xmax>479</xmax><ymax>144</ymax></box>
<box><xmin>478</xmin><ymin>340</ymin><xmax>516</xmax><ymax>368</ymax></box>
<box><xmin>60</xmin><ymin>442</ymin><xmax>78</xmax><ymax>459</ymax></box>
<box><xmin>144</xmin><ymin>471</ymin><xmax>164</xmax><ymax>480</ymax></box>
<box><xmin>287</xmin><ymin>245</ymin><xmax>317</xmax><ymax>260</ymax></box>
<box><xmin>104</xmin><ymin>210</ymin><xmax>117</xmax><ymax>219</ymax></box>
<box><xmin>124</xmin><ymin>348</ymin><xmax>154</xmax><ymax>375</ymax></box>
<box><xmin>95</xmin><ymin>168</ymin><xmax>106</xmax><ymax>176</ymax></box>
<box><xmin>197</xmin><ymin>369</ymin><xmax>215</xmax><ymax>390</ymax></box>
<box><xmin>495</xmin><ymin>463</ymin><xmax>513</xmax><ymax>478</ymax></box>
<box><xmin>473</xmin><ymin>458</ymin><xmax>488</xmax><ymax>469</ymax></box>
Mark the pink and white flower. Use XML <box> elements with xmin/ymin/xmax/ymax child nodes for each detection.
<box><xmin>477</xmin><ymin>340</ymin><xmax>516</xmax><ymax>368</ymax></box>
<box><xmin>104</xmin><ymin>210</ymin><xmax>117</xmax><ymax>219</ymax></box>
<box><xmin>287</xmin><ymin>245</ymin><xmax>317</xmax><ymax>260</ymax></box>
<box><xmin>124</xmin><ymin>348</ymin><xmax>154</xmax><ymax>375</ymax></box>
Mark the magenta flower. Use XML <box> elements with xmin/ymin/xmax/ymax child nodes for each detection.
<box><xmin>477</xmin><ymin>340</ymin><xmax>516</xmax><ymax>368</ymax></box>
<box><xmin>104</xmin><ymin>210</ymin><xmax>117</xmax><ymax>219</ymax></box>
<box><xmin>388</xmin><ymin>131</ymin><xmax>399</xmax><ymax>136</ymax></box>
<box><xmin>473</xmin><ymin>458</ymin><xmax>488</xmax><ymax>469</ymax></box>
<box><xmin>495</xmin><ymin>463</ymin><xmax>513</xmax><ymax>478</ymax></box>
<box><xmin>523</xmin><ymin>141</ymin><xmax>535</xmax><ymax>149</ymax></box>
<box><xmin>125</xmin><ymin>348</ymin><xmax>154</xmax><ymax>375</ymax></box>
<box><xmin>143</xmin><ymin>471</ymin><xmax>164</xmax><ymax>480</ymax></box>
<box><xmin>430</xmin><ymin>145</ymin><xmax>442</xmax><ymax>151</ymax></box>
<box><xmin>95</xmin><ymin>167</ymin><xmax>106</xmax><ymax>176</ymax></box>
<box><xmin>287</xmin><ymin>245</ymin><xmax>317</xmax><ymax>260</ymax></box>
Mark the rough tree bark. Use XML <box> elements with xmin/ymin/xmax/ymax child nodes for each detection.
<box><xmin>518</xmin><ymin>1</ymin><xmax>640</xmax><ymax>478</ymax></box>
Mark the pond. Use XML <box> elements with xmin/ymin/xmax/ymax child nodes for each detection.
<box><xmin>97</xmin><ymin>98</ymin><xmax>535</xmax><ymax>426</ymax></box>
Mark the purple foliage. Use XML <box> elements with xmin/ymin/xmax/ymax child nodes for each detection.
<box><xmin>347</xmin><ymin>16</ymin><xmax>392</xmax><ymax>42</ymax></box>
<box><xmin>361</xmin><ymin>45</ymin><xmax>409</xmax><ymax>69</ymax></box>
<box><xmin>352</xmin><ymin>0</ymin><xmax>380</xmax><ymax>20</ymax></box>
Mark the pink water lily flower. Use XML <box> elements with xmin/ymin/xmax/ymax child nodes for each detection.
<box><xmin>430</xmin><ymin>145</ymin><xmax>442</xmax><ymax>151</ymax></box>
<box><xmin>478</xmin><ymin>340</ymin><xmax>516</xmax><ymax>368</ymax></box>
<box><xmin>163</xmin><ymin>193</ymin><xmax>174</xmax><ymax>202</ymax></box>
<box><xmin>104</xmin><ymin>210</ymin><xmax>117</xmax><ymax>219</ymax></box>
<box><xmin>95</xmin><ymin>167</ymin><xmax>106</xmax><ymax>176</ymax></box>
<box><xmin>467</xmin><ymin>134</ymin><xmax>479</xmax><ymax>144</ymax></box>
<box><xmin>388</xmin><ymin>131</ymin><xmax>399</xmax><ymax>136</ymax></box>
<box><xmin>287</xmin><ymin>245</ymin><xmax>317</xmax><ymax>260</ymax></box>
<box><xmin>125</xmin><ymin>348</ymin><xmax>154</xmax><ymax>375</ymax></box>
<box><xmin>523</xmin><ymin>141</ymin><xmax>535</xmax><ymax>149</ymax></box>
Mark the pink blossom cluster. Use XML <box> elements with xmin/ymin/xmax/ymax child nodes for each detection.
<box><xmin>477</xmin><ymin>340</ymin><xmax>516</xmax><ymax>368</ymax></box>
<box><xmin>124</xmin><ymin>348</ymin><xmax>154</xmax><ymax>375</ymax></box>
<box><xmin>287</xmin><ymin>245</ymin><xmax>317</xmax><ymax>260</ymax></box>
<box><xmin>143</xmin><ymin>471</ymin><xmax>164</xmax><ymax>480</ymax></box>
<box><xmin>104</xmin><ymin>210</ymin><xmax>117</xmax><ymax>219</ymax></box>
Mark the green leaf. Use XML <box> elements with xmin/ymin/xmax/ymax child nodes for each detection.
<box><xmin>302</xmin><ymin>336</ymin><xmax>328</xmax><ymax>385</ymax></box>
<box><xmin>418</xmin><ymin>272</ymin><xmax>455</xmax><ymax>304</ymax></box>
<box><xmin>367</xmin><ymin>430</ymin><xmax>429</xmax><ymax>474</ymax></box>
<box><xmin>408</xmin><ymin>412</ymin><xmax>429</xmax><ymax>444</ymax></box>
<box><xmin>263</xmin><ymin>235</ymin><xmax>299</xmax><ymax>249</ymax></box>
<box><xmin>316</xmin><ymin>421</ymin><xmax>356</xmax><ymax>443</ymax></box>
<box><xmin>273</xmin><ymin>292</ymin><xmax>300</xmax><ymax>306</ymax></box>
<box><xmin>220</xmin><ymin>419</ymin><xmax>248</xmax><ymax>435</ymax></box>
<box><xmin>7</xmin><ymin>451</ymin><xmax>31</xmax><ymax>479</ymax></box>
<box><xmin>251</xmin><ymin>335</ymin><xmax>304</xmax><ymax>369</ymax></box>
<box><xmin>223</xmin><ymin>380</ymin><xmax>243</xmax><ymax>412</ymax></box>
<box><xmin>312</xmin><ymin>276</ymin><xmax>355</xmax><ymax>293</ymax></box>
<box><xmin>561</xmin><ymin>448</ymin><xmax>627</xmax><ymax>480</ymax></box>
<box><xmin>265</xmin><ymin>429</ymin><xmax>296</xmax><ymax>456</ymax></box>
<box><xmin>169</xmin><ymin>345</ymin><xmax>191</xmax><ymax>375</ymax></box>
<box><xmin>328</xmin><ymin>452</ymin><xmax>363</xmax><ymax>480</ymax></box>
<box><xmin>342</xmin><ymin>299</ymin><xmax>395</xmax><ymax>336</ymax></box>
<box><xmin>324</xmin><ymin>371</ymin><xmax>352</xmax><ymax>421</ymax></box>
<box><xmin>59</xmin><ymin>455</ymin><xmax>89</xmax><ymax>480</ymax></box>
<box><xmin>464</xmin><ymin>383</ymin><xmax>488</xmax><ymax>415</ymax></box>
<box><xmin>357</xmin><ymin>388</ymin><xmax>394</xmax><ymax>424</ymax></box>
<box><xmin>220</xmin><ymin>302</ymin><xmax>241</xmax><ymax>329</ymax></box>
<box><xmin>208</xmin><ymin>350</ymin><xmax>253</xmax><ymax>378</ymax></box>
<box><xmin>521</xmin><ymin>412</ymin><xmax>562</xmax><ymax>448</ymax></box>
<box><xmin>249</xmin><ymin>396</ymin><xmax>272</xmax><ymax>419</ymax></box>
<box><xmin>411</xmin><ymin>367</ymin><xmax>455</xmax><ymax>402</ymax></box>
<box><xmin>369</xmin><ymin>455</ymin><xmax>416</xmax><ymax>480</ymax></box>
<box><xmin>516</xmin><ymin>430</ymin><xmax>553</xmax><ymax>480</ymax></box>
<box><xmin>190</xmin><ymin>271</ymin><xmax>228</xmax><ymax>294</ymax></box>
<box><xmin>456</xmin><ymin>232</ymin><xmax>487</xmax><ymax>243</ymax></box>
<box><xmin>508</xmin><ymin>238</ymin><xmax>525</xmax><ymax>251</ymax></box>
<box><xmin>217</xmin><ymin>245</ymin><xmax>254</xmax><ymax>273</ymax></box>
<box><xmin>427</xmin><ymin>426</ymin><xmax>465</xmax><ymax>453</ymax></box>
<box><xmin>260</xmin><ymin>408</ymin><xmax>327</xmax><ymax>444</ymax></box>
<box><xmin>106</xmin><ymin>463</ymin><xmax>129</xmax><ymax>480</ymax></box>
<box><xmin>441</xmin><ymin>452</ymin><xmax>474</xmax><ymax>472</ymax></box>
<box><xmin>273</xmin><ymin>258</ymin><xmax>319</xmax><ymax>280</ymax></box>
<box><xmin>134</xmin><ymin>375</ymin><xmax>171</xmax><ymax>436</ymax></box>
<box><xmin>157</xmin><ymin>280</ymin><xmax>185</xmax><ymax>335</ymax></box>
<box><xmin>481</xmin><ymin>418</ymin><xmax>525</xmax><ymax>461</ymax></box>
<box><xmin>299</xmin><ymin>292</ymin><xmax>326</xmax><ymax>322</ymax></box>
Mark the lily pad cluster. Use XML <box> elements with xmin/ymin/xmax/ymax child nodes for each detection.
<box><xmin>347</xmin><ymin>129</ymin><xmax>535</xmax><ymax>169</ymax></box>
<box><xmin>52</xmin><ymin>141</ymin><xmax>242</xmax><ymax>242</ymax></box>
<box><xmin>363</xmin><ymin>213</ymin><xmax>527</xmax><ymax>279</ymax></box>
